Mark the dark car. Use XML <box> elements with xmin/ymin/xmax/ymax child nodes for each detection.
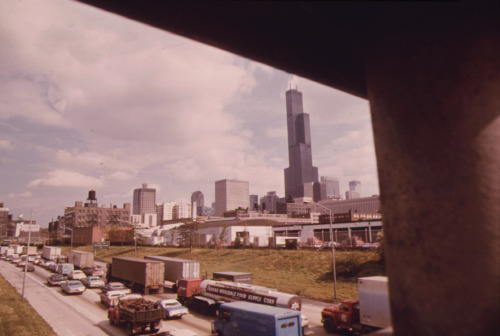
<box><xmin>26</xmin><ymin>263</ymin><xmax>35</xmax><ymax>272</ymax></box>
<box><xmin>82</xmin><ymin>265</ymin><xmax>105</xmax><ymax>277</ymax></box>
<box><xmin>100</xmin><ymin>282</ymin><xmax>130</xmax><ymax>293</ymax></box>
<box><xmin>47</xmin><ymin>274</ymin><xmax>68</xmax><ymax>286</ymax></box>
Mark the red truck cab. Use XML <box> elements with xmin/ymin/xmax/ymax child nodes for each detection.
<box><xmin>177</xmin><ymin>279</ymin><xmax>202</xmax><ymax>303</ymax></box>
<box><xmin>321</xmin><ymin>299</ymin><xmax>360</xmax><ymax>333</ymax></box>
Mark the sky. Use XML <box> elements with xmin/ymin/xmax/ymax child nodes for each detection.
<box><xmin>0</xmin><ymin>0</ymin><xmax>379</xmax><ymax>227</ymax></box>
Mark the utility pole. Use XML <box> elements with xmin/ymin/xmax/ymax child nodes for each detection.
<box><xmin>21</xmin><ymin>210</ymin><xmax>33</xmax><ymax>300</ymax></box>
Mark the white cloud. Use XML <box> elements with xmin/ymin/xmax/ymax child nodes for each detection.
<box><xmin>0</xmin><ymin>140</ymin><xmax>13</xmax><ymax>150</ymax></box>
<box><xmin>7</xmin><ymin>191</ymin><xmax>32</xmax><ymax>198</ymax></box>
<box><xmin>28</xmin><ymin>170</ymin><xmax>103</xmax><ymax>188</ymax></box>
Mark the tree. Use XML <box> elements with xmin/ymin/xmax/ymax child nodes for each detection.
<box><xmin>176</xmin><ymin>220</ymin><xmax>200</xmax><ymax>253</ymax></box>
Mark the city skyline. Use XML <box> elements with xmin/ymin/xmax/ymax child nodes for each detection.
<box><xmin>0</xmin><ymin>0</ymin><xmax>378</xmax><ymax>227</ymax></box>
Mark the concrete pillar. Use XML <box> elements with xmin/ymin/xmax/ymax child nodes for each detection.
<box><xmin>366</xmin><ymin>12</ymin><xmax>500</xmax><ymax>336</ymax></box>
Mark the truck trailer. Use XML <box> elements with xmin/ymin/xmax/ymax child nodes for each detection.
<box><xmin>42</xmin><ymin>246</ymin><xmax>61</xmax><ymax>261</ymax></box>
<box><xmin>178</xmin><ymin>279</ymin><xmax>308</xmax><ymax>333</ymax></box>
<box><xmin>144</xmin><ymin>256</ymin><xmax>200</xmax><ymax>290</ymax></box>
<box><xmin>212</xmin><ymin>301</ymin><xmax>302</xmax><ymax>336</ymax></box>
<box><xmin>68</xmin><ymin>250</ymin><xmax>94</xmax><ymax>269</ymax></box>
<box><xmin>109</xmin><ymin>257</ymin><xmax>165</xmax><ymax>294</ymax></box>
<box><xmin>21</xmin><ymin>246</ymin><xmax>37</xmax><ymax>255</ymax></box>
<box><xmin>321</xmin><ymin>276</ymin><xmax>391</xmax><ymax>334</ymax></box>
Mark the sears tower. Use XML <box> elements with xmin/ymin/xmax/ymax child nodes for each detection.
<box><xmin>284</xmin><ymin>88</ymin><xmax>319</xmax><ymax>199</ymax></box>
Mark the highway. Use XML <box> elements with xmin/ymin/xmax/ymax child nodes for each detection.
<box><xmin>0</xmin><ymin>260</ymin><xmax>333</xmax><ymax>336</ymax></box>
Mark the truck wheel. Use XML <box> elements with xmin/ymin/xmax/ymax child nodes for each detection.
<box><xmin>323</xmin><ymin>318</ymin><xmax>336</xmax><ymax>334</ymax></box>
<box><xmin>126</xmin><ymin>323</ymin><xmax>134</xmax><ymax>336</ymax></box>
<box><xmin>150</xmin><ymin>322</ymin><xmax>158</xmax><ymax>332</ymax></box>
<box><xmin>199</xmin><ymin>302</ymin><xmax>209</xmax><ymax>315</ymax></box>
<box><xmin>109</xmin><ymin>319</ymin><xmax>115</xmax><ymax>326</ymax></box>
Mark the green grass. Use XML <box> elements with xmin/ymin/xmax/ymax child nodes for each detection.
<box><xmin>69</xmin><ymin>245</ymin><xmax>386</xmax><ymax>303</ymax></box>
<box><xmin>0</xmin><ymin>274</ymin><xmax>57</xmax><ymax>336</ymax></box>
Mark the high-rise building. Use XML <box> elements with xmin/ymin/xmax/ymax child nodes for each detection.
<box><xmin>260</xmin><ymin>191</ymin><xmax>279</xmax><ymax>213</ymax></box>
<box><xmin>284</xmin><ymin>88</ymin><xmax>319</xmax><ymax>200</ymax></box>
<box><xmin>133</xmin><ymin>183</ymin><xmax>156</xmax><ymax>215</ymax></box>
<box><xmin>215</xmin><ymin>179</ymin><xmax>250</xmax><ymax>216</ymax></box>
<box><xmin>346</xmin><ymin>180</ymin><xmax>361</xmax><ymax>199</ymax></box>
<box><xmin>191</xmin><ymin>191</ymin><xmax>204</xmax><ymax>208</ymax></box>
<box><xmin>191</xmin><ymin>191</ymin><xmax>205</xmax><ymax>216</ymax></box>
<box><xmin>321</xmin><ymin>176</ymin><xmax>341</xmax><ymax>199</ymax></box>
<box><xmin>249</xmin><ymin>194</ymin><xmax>259</xmax><ymax>210</ymax></box>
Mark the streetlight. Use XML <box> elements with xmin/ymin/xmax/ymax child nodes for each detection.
<box><xmin>22</xmin><ymin>210</ymin><xmax>33</xmax><ymax>300</ymax></box>
<box><xmin>312</xmin><ymin>202</ymin><xmax>337</xmax><ymax>300</ymax></box>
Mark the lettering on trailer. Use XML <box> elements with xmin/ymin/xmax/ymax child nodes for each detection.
<box><xmin>205</xmin><ymin>285</ymin><xmax>277</xmax><ymax>306</ymax></box>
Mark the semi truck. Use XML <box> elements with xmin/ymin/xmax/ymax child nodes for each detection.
<box><xmin>108</xmin><ymin>295</ymin><xmax>163</xmax><ymax>335</ymax></box>
<box><xmin>177</xmin><ymin>279</ymin><xmax>308</xmax><ymax>332</ymax></box>
<box><xmin>321</xmin><ymin>276</ymin><xmax>391</xmax><ymax>334</ymax></box>
<box><xmin>144</xmin><ymin>256</ymin><xmax>200</xmax><ymax>290</ymax></box>
<box><xmin>42</xmin><ymin>246</ymin><xmax>61</xmax><ymax>261</ymax></box>
<box><xmin>109</xmin><ymin>257</ymin><xmax>165</xmax><ymax>294</ymax></box>
<box><xmin>212</xmin><ymin>301</ymin><xmax>302</xmax><ymax>336</ymax></box>
<box><xmin>68</xmin><ymin>250</ymin><xmax>94</xmax><ymax>269</ymax></box>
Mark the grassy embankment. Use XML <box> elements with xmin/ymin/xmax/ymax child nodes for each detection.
<box><xmin>0</xmin><ymin>274</ymin><xmax>57</xmax><ymax>336</ymax></box>
<box><xmin>66</xmin><ymin>245</ymin><xmax>386</xmax><ymax>302</ymax></box>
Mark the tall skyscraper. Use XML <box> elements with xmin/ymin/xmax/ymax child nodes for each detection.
<box><xmin>321</xmin><ymin>176</ymin><xmax>341</xmax><ymax>199</ymax></box>
<box><xmin>133</xmin><ymin>183</ymin><xmax>156</xmax><ymax>215</ymax></box>
<box><xmin>191</xmin><ymin>190</ymin><xmax>205</xmax><ymax>216</ymax></box>
<box><xmin>191</xmin><ymin>191</ymin><xmax>204</xmax><ymax>208</ymax></box>
<box><xmin>346</xmin><ymin>180</ymin><xmax>361</xmax><ymax>199</ymax></box>
<box><xmin>284</xmin><ymin>88</ymin><xmax>319</xmax><ymax>199</ymax></box>
<box><xmin>215</xmin><ymin>179</ymin><xmax>250</xmax><ymax>216</ymax></box>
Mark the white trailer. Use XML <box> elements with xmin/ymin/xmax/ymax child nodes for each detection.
<box><xmin>358</xmin><ymin>276</ymin><xmax>391</xmax><ymax>329</ymax></box>
<box><xmin>144</xmin><ymin>256</ymin><xmax>200</xmax><ymax>289</ymax></box>
<box><xmin>42</xmin><ymin>246</ymin><xmax>61</xmax><ymax>261</ymax></box>
<box><xmin>68</xmin><ymin>250</ymin><xmax>94</xmax><ymax>269</ymax></box>
<box><xmin>22</xmin><ymin>246</ymin><xmax>37</xmax><ymax>255</ymax></box>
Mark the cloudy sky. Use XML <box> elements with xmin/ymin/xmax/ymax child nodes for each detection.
<box><xmin>0</xmin><ymin>0</ymin><xmax>378</xmax><ymax>227</ymax></box>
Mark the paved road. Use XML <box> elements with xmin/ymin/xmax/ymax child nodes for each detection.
<box><xmin>0</xmin><ymin>260</ymin><xmax>333</xmax><ymax>336</ymax></box>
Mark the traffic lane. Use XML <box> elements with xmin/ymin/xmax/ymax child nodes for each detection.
<box><xmin>7</xmin><ymin>261</ymin><xmax>331</xmax><ymax>336</ymax></box>
<box><xmin>0</xmin><ymin>261</ymin><xmax>115</xmax><ymax>336</ymax></box>
<box><xmin>26</xmin><ymin>263</ymin><xmax>214</xmax><ymax>336</ymax></box>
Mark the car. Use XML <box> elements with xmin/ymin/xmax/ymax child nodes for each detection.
<box><xmin>47</xmin><ymin>274</ymin><xmax>68</xmax><ymax>286</ymax></box>
<box><xmin>82</xmin><ymin>265</ymin><xmax>105</xmax><ymax>277</ymax></box>
<box><xmin>61</xmin><ymin>280</ymin><xmax>86</xmax><ymax>295</ymax></box>
<box><xmin>26</xmin><ymin>263</ymin><xmax>35</xmax><ymax>272</ymax></box>
<box><xmin>156</xmin><ymin>299</ymin><xmax>189</xmax><ymax>319</ymax></box>
<box><xmin>320</xmin><ymin>241</ymin><xmax>341</xmax><ymax>249</ymax></box>
<box><xmin>17</xmin><ymin>260</ymin><xmax>27</xmax><ymax>268</ymax></box>
<box><xmin>68</xmin><ymin>270</ymin><xmax>86</xmax><ymax>280</ymax></box>
<box><xmin>11</xmin><ymin>257</ymin><xmax>22</xmax><ymax>265</ymax></box>
<box><xmin>100</xmin><ymin>282</ymin><xmax>130</xmax><ymax>293</ymax></box>
<box><xmin>81</xmin><ymin>276</ymin><xmax>105</xmax><ymax>288</ymax></box>
<box><xmin>46</xmin><ymin>263</ymin><xmax>58</xmax><ymax>272</ymax></box>
<box><xmin>99</xmin><ymin>290</ymin><xmax>127</xmax><ymax>308</ymax></box>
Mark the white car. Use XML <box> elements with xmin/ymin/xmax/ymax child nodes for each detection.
<box><xmin>156</xmin><ymin>299</ymin><xmax>189</xmax><ymax>319</ymax></box>
<box><xmin>81</xmin><ymin>276</ymin><xmax>105</xmax><ymax>288</ymax></box>
<box><xmin>68</xmin><ymin>270</ymin><xmax>87</xmax><ymax>280</ymax></box>
<box><xmin>61</xmin><ymin>280</ymin><xmax>86</xmax><ymax>295</ymax></box>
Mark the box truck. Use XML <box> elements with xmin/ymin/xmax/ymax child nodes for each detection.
<box><xmin>42</xmin><ymin>246</ymin><xmax>61</xmax><ymax>261</ymax></box>
<box><xmin>68</xmin><ymin>250</ymin><xmax>94</xmax><ymax>269</ymax></box>
<box><xmin>321</xmin><ymin>276</ymin><xmax>391</xmax><ymax>334</ymax></box>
